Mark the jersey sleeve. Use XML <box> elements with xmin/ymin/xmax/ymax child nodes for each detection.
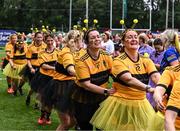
<box><xmin>144</xmin><ymin>58</ymin><xmax>158</xmax><ymax>75</ymax></box>
<box><xmin>165</xmin><ymin>50</ymin><xmax>178</xmax><ymax>63</ymax></box>
<box><xmin>75</xmin><ymin>60</ymin><xmax>90</xmax><ymax>82</ymax></box>
<box><xmin>166</xmin><ymin>78</ymin><xmax>180</xmax><ymax>112</ymax></box>
<box><xmin>26</xmin><ymin>47</ymin><xmax>32</xmax><ymax>59</ymax></box>
<box><xmin>62</xmin><ymin>52</ymin><xmax>74</xmax><ymax>69</ymax></box>
<box><xmin>157</xmin><ymin>70</ymin><xmax>173</xmax><ymax>89</ymax></box>
<box><xmin>38</xmin><ymin>53</ymin><xmax>45</xmax><ymax>66</ymax></box>
<box><xmin>112</xmin><ymin>59</ymin><xmax>129</xmax><ymax>78</ymax></box>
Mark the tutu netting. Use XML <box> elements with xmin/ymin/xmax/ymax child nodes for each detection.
<box><xmin>149</xmin><ymin>111</ymin><xmax>164</xmax><ymax>131</ymax></box>
<box><xmin>149</xmin><ymin>111</ymin><xmax>180</xmax><ymax>130</ymax></box>
<box><xmin>22</xmin><ymin>65</ymin><xmax>39</xmax><ymax>82</ymax></box>
<box><xmin>3</xmin><ymin>63</ymin><xmax>26</xmax><ymax>79</ymax></box>
<box><xmin>1</xmin><ymin>58</ymin><xmax>9</xmax><ymax>70</ymax></box>
<box><xmin>30</xmin><ymin>72</ymin><xmax>52</xmax><ymax>93</ymax></box>
<box><xmin>71</xmin><ymin>84</ymin><xmax>107</xmax><ymax>104</ymax></box>
<box><xmin>41</xmin><ymin>79</ymin><xmax>75</xmax><ymax>113</ymax></box>
<box><xmin>90</xmin><ymin>96</ymin><xmax>156</xmax><ymax>131</ymax></box>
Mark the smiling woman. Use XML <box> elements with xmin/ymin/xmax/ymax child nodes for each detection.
<box><xmin>90</xmin><ymin>29</ymin><xmax>161</xmax><ymax>130</ymax></box>
<box><xmin>71</xmin><ymin>29</ymin><xmax>115</xmax><ymax>130</ymax></box>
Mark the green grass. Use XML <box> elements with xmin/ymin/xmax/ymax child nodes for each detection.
<box><xmin>0</xmin><ymin>48</ymin><xmax>60</xmax><ymax>130</ymax></box>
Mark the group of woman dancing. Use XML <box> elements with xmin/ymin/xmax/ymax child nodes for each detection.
<box><xmin>2</xmin><ymin>28</ymin><xmax>180</xmax><ymax>131</ymax></box>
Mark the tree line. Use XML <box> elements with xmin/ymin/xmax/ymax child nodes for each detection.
<box><xmin>0</xmin><ymin>0</ymin><xmax>180</xmax><ymax>33</ymax></box>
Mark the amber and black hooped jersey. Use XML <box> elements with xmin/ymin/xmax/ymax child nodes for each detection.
<box><xmin>75</xmin><ymin>49</ymin><xmax>113</xmax><ymax>89</ymax></box>
<box><xmin>26</xmin><ymin>42</ymin><xmax>46</xmax><ymax>66</ymax></box>
<box><xmin>38</xmin><ymin>48</ymin><xmax>59</xmax><ymax>77</ymax></box>
<box><xmin>156</xmin><ymin>64</ymin><xmax>180</xmax><ymax>128</ymax></box>
<box><xmin>112</xmin><ymin>52</ymin><xmax>158</xmax><ymax>100</ymax></box>
<box><xmin>53</xmin><ymin>47</ymin><xmax>76</xmax><ymax>81</ymax></box>
<box><xmin>5</xmin><ymin>42</ymin><xmax>14</xmax><ymax>60</ymax></box>
<box><xmin>157</xmin><ymin>64</ymin><xmax>180</xmax><ymax>102</ymax></box>
<box><xmin>167</xmin><ymin>77</ymin><xmax>180</xmax><ymax>114</ymax></box>
<box><xmin>11</xmin><ymin>43</ymin><xmax>28</xmax><ymax>65</ymax></box>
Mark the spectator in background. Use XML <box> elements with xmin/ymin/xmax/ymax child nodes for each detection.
<box><xmin>113</xmin><ymin>33</ymin><xmax>121</xmax><ymax>44</ymax></box>
<box><xmin>138</xmin><ymin>33</ymin><xmax>155</xmax><ymax>57</ymax></box>
<box><xmin>147</xmin><ymin>38</ymin><xmax>165</xmax><ymax>109</ymax></box>
<box><xmin>160</xmin><ymin>29</ymin><xmax>180</xmax><ymax>73</ymax></box>
<box><xmin>101</xmin><ymin>31</ymin><xmax>114</xmax><ymax>55</ymax></box>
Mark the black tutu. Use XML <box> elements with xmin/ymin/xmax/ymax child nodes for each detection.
<box><xmin>41</xmin><ymin>79</ymin><xmax>75</xmax><ymax>114</ymax></box>
<box><xmin>1</xmin><ymin>58</ymin><xmax>9</xmax><ymax>70</ymax></box>
<box><xmin>30</xmin><ymin>72</ymin><xmax>52</xmax><ymax>93</ymax></box>
<box><xmin>22</xmin><ymin>65</ymin><xmax>39</xmax><ymax>82</ymax></box>
<box><xmin>71</xmin><ymin>84</ymin><xmax>107</xmax><ymax>104</ymax></box>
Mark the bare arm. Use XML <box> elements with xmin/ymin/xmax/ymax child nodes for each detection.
<box><xmin>165</xmin><ymin>110</ymin><xmax>177</xmax><ymax>131</ymax></box>
<box><xmin>80</xmin><ymin>80</ymin><xmax>116</xmax><ymax>95</ymax></box>
<box><xmin>67</xmin><ymin>65</ymin><xmax>76</xmax><ymax>76</ymax></box>
<box><xmin>170</xmin><ymin>60</ymin><xmax>179</xmax><ymax>66</ymax></box>
<box><xmin>27</xmin><ymin>60</ymin><xmax>35</xmax><ymax>73</ymax></box>
<box><xmin>153</xmin><ymin>86</ymin><xmax>166</xmax><ymax>111</ymax></box>
<box><xmin>119</xmin><ymin>72</ymin><xmax>154</xmax><ymax>93</ymax></box>
<box><xmin>41</xmin><ymin>64</ymin><xmax>55</xmax><ymax>70</ymax></box>
<box><xmin>150</xmin><ymin>72</ymin><xmax>160</xmax><ymax>84</ymax></box>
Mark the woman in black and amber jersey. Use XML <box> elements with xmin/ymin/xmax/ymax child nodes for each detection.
<box><xmin>90</xmin><ymin>29</ymin><xmax>160</xmax><ymax>130</ymax></box>
<box><xmin>3</xmin><ymin>34</ymin><xmax>17</xmax><ymax>94</ymax></box>
<box><xmin>153</xmin><ymin>63</ymin><xmax>180</xmax><ymax>130</ymax></box>
<box><xmin>41</xmin><ymin>30</ymin><xmax>81</xmax><ymax>130</ymax></box>
<box><xmin>3</xmin><ymin>39</ymin><xmax>28</xmax><ymax>96</ymax></box>
<box><xmin>165</xmin><ymin>76</ymin><xmax>180</xmax><ymax>131</ymax></box>
<box><xmin>71</xmin><ymin>29</ymin><xmax>115</xmax><ymax>130</ymax></box>
<box><xmin>30</xmin><ymin>34</ymin><xmax>58</xmax><ymax>125</ymax></box>
<box><xmin>25</xmin><ymin>32</ymin><xmax>46</xmax><ymax>106</ymax></box>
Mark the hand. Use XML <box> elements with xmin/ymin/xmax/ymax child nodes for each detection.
<box><xmin>30</xmin><ymin>68</ymin><xmax>35</xmax><ymax>74</ymax></box>
<box><xmin>154</xmin><ymin>93</ymin><xmax>166</xmax><ymax>112</ymax></box>
<box><xmin>107</xmin><ymin>88</ymin><xmax>116</xmax><ymax>95</ymax></box>
<box><xmin>11</xmin><ymin>65</ymin><xmax>16</xmax><ymax>70</ymax></box>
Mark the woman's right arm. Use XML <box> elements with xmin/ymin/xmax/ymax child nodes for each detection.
<box><xmin>80</xmin><ymin>80</ymin><xmax>116</xmax><ymax>95</ymax></box>
<box><xmin>119</xmin><ymin>72</ymin><xmax>154</xmax><ymax>93</ymax></box>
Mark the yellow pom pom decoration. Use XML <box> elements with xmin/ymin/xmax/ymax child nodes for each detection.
<box><xmin>84</xmin><ymin>19</ymin><xmax>88</xmax><ymax>24</ymax></box>
<box><xmin>42</xmin><ymin>25</ymin><xmax>45</xmax><ymax>28</ymax></box>
<box><xmin>46</xmin><ymin>26</ymin><xmax>49</xmax><ymax>29</ymax></box>
<box><xmin>82</xmin><ymin>27</ymin><xmax>87</xmax><ymax>31</ymax></box>
<box><xmin>73</xmin><ymin>25</ymin><xmax>78</xmax><ymax>29</ymax></box>
<box><xmin>52</xmin><ymin>29</ymin><xmax>56</xmax><ymax>32</ymax></box>
<box><xmin>42</xmin><ymin>28</ymin><xmax>47</xmax><ymax>32</ymax></box>
<box><xmin>144</xmin><ymin>52</ymin><xmax>149</xmax><ymax>58</ymax></box>
<box><xmin>93</xmin><ymin>19</ymin><xmax>98</xmax><ymax>24</ymax></box>
<box><xmin>30</xmin><ymin>28</ymin><xmax>33</xmax><ymax>31</ymax></box>
<box><xmin>133</xmin><ymin>19</ymin><xmax>138</xmax><ymax>24</ymax></box>
<box><xmin>120</xmin><ymin>20</ymin><xmax>125</xmax><ymax>25</ymax></box>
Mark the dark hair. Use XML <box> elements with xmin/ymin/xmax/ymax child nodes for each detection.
<box><xmin>34</xmin><ymin>31</ymin><xmax>42</xmax><ymax>38</ymax></box>
<box><xmin>44</xmin><ymin>33</ymin><xmax>54</xmax><ymax>41</ymax></box>
<box><xmin>84</xmin><ymin>29</ymin><xmax>97</xmax><ymax>44</ymax></box>
<box><xmin>153</xmin><ymin>38</ymin><xmax>163</xmax><ymax>46</ymax></box>
<box><xmin>121</xmin><ymin>29</ymin><xmax>135</xmax><ymax>41</ymax></box>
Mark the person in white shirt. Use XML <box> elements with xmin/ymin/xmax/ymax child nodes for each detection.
<box><xmin>101</xmin><ymin>31</ymin><xmax>115</xmax><ymax>55</ymax></box>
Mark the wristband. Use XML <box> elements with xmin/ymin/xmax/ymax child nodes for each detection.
<box><xmin>146</xmin><ymin>85</ymin><xmax>151</xmax><ymax>92</ymax></box>
<box><xmin>104</xmin><ymin>89</ymin><xmax>108</xmax><ymax>96</ymax></box>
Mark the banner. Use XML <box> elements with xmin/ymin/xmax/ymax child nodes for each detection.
<box><xmin>0</xmin><ymin>30</ymin><xmax>16</xmax><ymax>46</ymax></box>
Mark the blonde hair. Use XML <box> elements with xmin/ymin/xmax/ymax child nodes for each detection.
<box><xmin>63</xmin><ymin>30</ymin><xmax>83</xmax><ymax>52</ymax></box>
